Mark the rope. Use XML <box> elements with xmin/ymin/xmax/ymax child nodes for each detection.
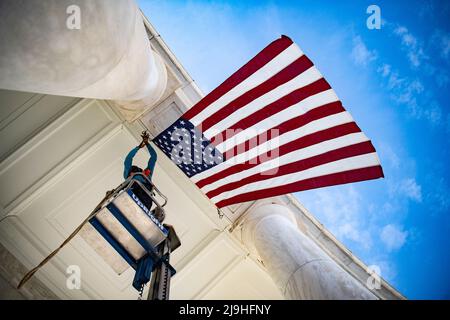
<box><xmin>17</xmin><ymin>190</ymin><xmax>115</xmax><ymax>289</ymax></box>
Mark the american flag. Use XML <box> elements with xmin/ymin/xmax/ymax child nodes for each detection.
<box><xmin>154</xmin><ymin>35</ymin><xmax>384</xmax><ymax>208</ymax></box>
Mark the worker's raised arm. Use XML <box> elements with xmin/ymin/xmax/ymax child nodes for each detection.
<box><xmin>145</xmin><ymin>143</ymin><xmax>158</xmax><ymax>178</ymax></box>
<box><xmin>123</xmin><ymin>146</ymin><xmax>139</xmax><ymax>179</ymax></box>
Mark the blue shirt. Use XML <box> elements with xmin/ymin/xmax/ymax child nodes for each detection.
<box><xmin>123</xmin><ymin>144</ymin><xmax>158</xmax><ymax>182</ymax></box>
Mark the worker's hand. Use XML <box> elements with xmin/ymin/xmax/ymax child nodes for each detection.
<box><xmin>139</xmin><ymin>131</ymin><xmax>150</xmax><ymax>148</ymax></box>
<box><xmin>138</xmin><ymin>139</ymin><xmax>149</xmax><ymax>148</ymax></box>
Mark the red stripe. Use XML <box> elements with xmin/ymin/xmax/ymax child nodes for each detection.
<box><xmin>222</xmin><ymin>101</ymin><xmax>347</xmax><ymax>160</ymax></box>
<box><xmin>196</xmin><ymin>121</ymin><xmax>360</xmax><ymax>189</ymax></box>
<box><xmin>206</xmin><ymin>141</ymin><xmax>376</xmax><ymax>198</ymax></box>
<box><xmin>200</xmin><ymin>55</ymin><xmax>314</xmax><ymax>131</ymax></box>
<box><xmin>210</xmin><ymin>77</ymin><xmax>331</xmax><ymax>144</ymax></box>
<box><xmin>215</xmin><ymin>166</ymin><xmax>384</xmax><ymax>208</ymax></box>
<box><xmin>183</xmin><ymin>36</ymin><xmax>293</xmax><ymax>120</ymax></box>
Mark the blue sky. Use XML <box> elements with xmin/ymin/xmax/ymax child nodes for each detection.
<box><xmin>138</xmin><ymin>0</ymin><xmax>450</xmax><ymax>299</ymax></box>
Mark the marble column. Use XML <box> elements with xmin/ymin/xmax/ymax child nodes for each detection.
<box><xmin>0</xmin><ymin>0</ymin><xmax>167</xmax><ymax>113</ymax></box>
<box><xmin>241</xmin><ymin>203</ymin><xmax>377</xmax><ymax>300</ymax></box>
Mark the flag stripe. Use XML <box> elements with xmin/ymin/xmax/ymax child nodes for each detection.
<box><xmin>216</xmin><ymin>90</ymin><xmax>342</xmax><ymax>157</ymax></box>
<box><xmin>204</xmin><ymin>66</ymin><xmax>323</xmax><ymax>138</ymax></box>
<box><xmin>194</xmin><ymin>104</ymin><xmax>352</xmax><ymax>187</ymax></box>
<box><xmin>221</xmin><ymin>98</ymin><xmax>344</xmax><ymax>157</ymax></box>
<box><xmin>222</xmin><ymin>111</ymin><xmax>356</xmax><ymax>162</ymax></box>
<box><xmin>211</xmin><ymin>153</ymin><xmax>381</xmax><ymax>204</ymax></box>
<box><xmin>215</xmin><ymin>166</ymin><xmax>384</xmax><ymax>208</ymax></box>
<box><xmin>191</xmin><ymin>45</ymin><xmax>304</xmax><ymax>127</ymax></box>
<box><xmin>189</xmin><ymin>46</ymin><xmax>301</xmax><ymax>126</ymax></box>
<box><xmin>205</xmin><ymin>67</ymin><xmax>326</xmax><ymax>138</ymax></box>
<box><xmin>201</xmin><ymin>132</ymin><xmax>370</xmax><ymax>194</ymax></box>
<box><xmin>196</xmin><ymin>122</ymin><xmax>362</xmax><ymax>187</ymax></box>
<box><xmin>210</xmin><ymin>77</ymin><xmax>332</xmax><ymax>145</ymax></box>
<box><xmin>206</xmin><ymin>140</ymin><xmax>375</xmax><ymax>198</ymax></box>
<box><xmin>192</xmin><ymin>112</ymin><xmax>358</xmax><ymax>184</ymax></box>
<box><xmin>200</xmin><ymin>54</ymin><xmax>314</xmax><ymax>132</ymax></box>
<box><xmin>184</xmin><ymin>36</ymin><xmax>293</xmax><ymax>121</ymax></box>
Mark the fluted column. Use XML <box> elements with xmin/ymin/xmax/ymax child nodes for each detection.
<box><xmin>0</xmin><ymin>0</ymin><xmax>167</xmax><ymax>113</ymax></box>
<box><xmin>241</xmin><ymin>203</ymin><xmax>377</xmax><ymax>300</ymax></box>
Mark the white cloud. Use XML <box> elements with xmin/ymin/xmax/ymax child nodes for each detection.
<box><xmin>377</xmin><ymin>62</ymin><xmax>443</xmax><ymax>125</ymax></box>
<box><xmin>387</xmin><ymin>22</ymin><xmax>449</xmax><ymax>91</ymax></box>
<box><xmin>390</xmin><ymin>178</ymin><xmax>422</xmax><ymax>202</ymax></box>
<box><xmin>351</xmin><ymin>36</ymin><xmax>377</xmax><ymax>67</ymax></box>
<box><xmin>380</xmin><ymin>224</ymin><xmax>408</xmax><ymax>251</ymax></box>
<box><xmin>297</xmin><ymin>186</ymin><xmax>373</xmax><ymax>250</ymax></box>
<box><xmin>387</xmin><ymin>71</ymin><xmax>405</xmax><ymax>90</ymax></box>
<box><xmin>378</xmin><ymin>23</ymin><xmax>447</xmax><ymax>126</ymax></box>
<box><xmin>377</xmin><ymin>64</ymin><xmax>391</xmax><ymax>78</ymax></box>
<box><xmin>336</xmin><ymin>222</ymin><xmax>373</xmax><ymax>250</ymax></box>
<box><xmin>423</xmin><ymin>101</ymin><xmax>442</xmax><ymax>124</ymax></box>
<box><xmin>399</xmin><ymin>178</ymin><xmax>422</xmax><ymax>202</ymax></box>
<box><xmin>393</xmin><ymin>25</ymin><xmax>428</xmax><ymax>68</ymax></box>
<box><xmin>394</xmin><ymin>79</ymin><xmax>423</xmax><ymax>104</ymax></box>
<box><xmin>378</xmin><ymin>143</ymin><xmax>400</xmax><ymax>169</ymax></box>
<box><xmin>381</xmin><ymin>201</ymin><xmax>401</xmax><ymax>214</ymax></box>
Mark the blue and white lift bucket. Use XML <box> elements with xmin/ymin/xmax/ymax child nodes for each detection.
<box><xmin>80</xmin><ymin>174</ymin><xmax>174</xmax><ymax>292</ymax></box>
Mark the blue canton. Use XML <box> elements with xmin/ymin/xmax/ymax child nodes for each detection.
<box><xmin>154</xmin><ymin>118</ymin><xmax>224</xmax><ymax>178</ymax></box>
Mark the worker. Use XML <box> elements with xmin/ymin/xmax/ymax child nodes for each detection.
<box><xmin>124</xmin><ymin>131</ymin><xmax>164</xmax><ymax>221</ymax></box>
<box><xmin>124</xmin><ymin>131</ymin><xmax>157</xmax><ymax>182</ymax></box>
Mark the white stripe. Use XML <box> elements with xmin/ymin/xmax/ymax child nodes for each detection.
<box><xmin>191</xmin><ymin>111</ymin><xmax>355</xmax><ymax>183</ymax></box>
<box><xmin>201</xmin><ymin>132</ymin><xmax>369</xmax><ymax>193</ymax></box>
<box><xmin>214</xmin><ymin>89</ymin><xmax>339</xmax><ymax>153</ymax></box>
<box><xmin>190</xmin><ymin>43</ymin><xmax>304</xmax><ymax>126</ymax></box>
<box><xmin>210</xmin><ymin>153</ymin><xmax>380</xmax><ymax>203</ymax></box>
<box><xmin>203</xmin><ymin>66</ymin><xmax>323</xmax><ymax>139</ymax></box>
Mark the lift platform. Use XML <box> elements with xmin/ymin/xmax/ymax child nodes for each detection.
<box><xmin>79</xmin><ymin>172</ymin><xmax>180</xmax><ymax>298</ymax></box>
<box><xmin>18</xmin><ymin>137</ymin><xmax>179</xmax><ymax>299</ymax></box>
